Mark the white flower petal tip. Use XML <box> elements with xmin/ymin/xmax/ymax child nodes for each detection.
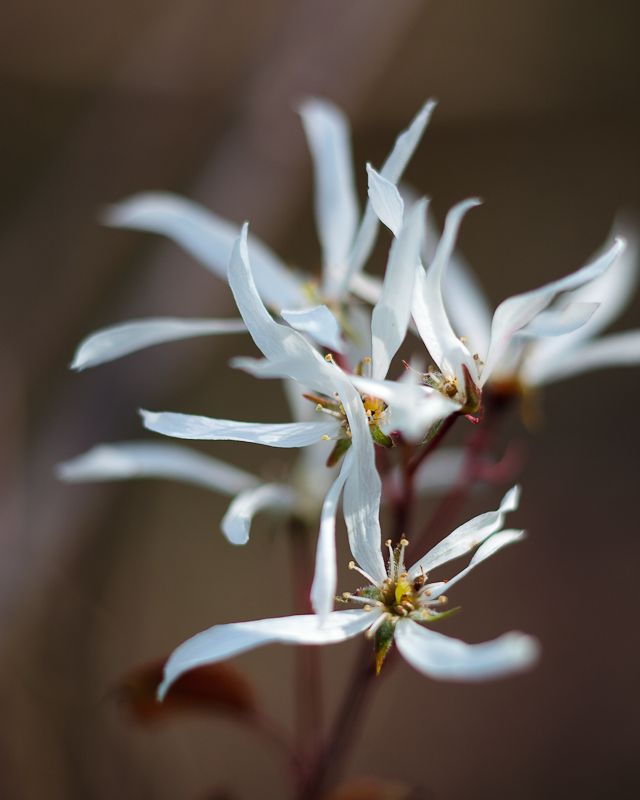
<box><xmin>366</xmin><ymin>164</ymin><xmax>404</xmax><ymax>237</ymax></box>
<box><xmin>55</xmin><ymin>441</ymin><xmax>259</xmax><ymax>495</ymax></box>
<box><xmin>519</xmin><ymin>303</ymin><xmax>600</xmax><ymax>338</ymax></box>
<box><xmin>140</xmin><ymin>410</ymin><xmax>341</xmax><ymax>447</ymax></box>
<box><xmin>280</xmin><ymin>306</ymin><xmax>345</xmax><ymax>353</ymax></box>
<box><xmin>395</xmin><ymin>622</ymin><xmax>540</xmax><ymax>682</ymax></box>
<box><xmin>157</xmin><ymin>609</ymin><xmax>373</xmax><ymax>700</ymax></box>
<box><xmin>70</xmin><ymin>318</ymin><xmax>247</xmax><ymax>370</ymax></box>
<box><xmin>221</xmin><ymin>484</ymin><xmax>296</xmax><ymax>545</ymax></box>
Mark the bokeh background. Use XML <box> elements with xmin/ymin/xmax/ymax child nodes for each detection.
<box><xmin>0</xmin><ymin>1</ymin><xmax>639</xmax><ymax>798</ymax></box>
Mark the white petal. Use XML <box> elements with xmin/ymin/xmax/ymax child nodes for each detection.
<box><xmin>347</xmin><ymin>271</ymin><xmax>383</xmax><ymax>305</ymax></box>
<box><xmin>104</xmin><ymin>192</ymin><xmax>306</xmax><ymax>310</ymax></box>
<box><xmin>56</xmin><ymin>441</ymin><xmax>260</xmax><ymax>495</ymax></box>
<box><xmin>429</xmin><ymin>212</ymin><xmax>492</xmax><ymax>362</ymax></box>
<box><xmin>412</xmin><ymin>200</ymin><xmax>481</xmax><ymax>382</ymax></box>
<box><xmin>524</xmin><ymin>329</ymin><xmax>640</xmax><ymax>385</ymax></box>
<box><xmin>299</xmin><ymin>99</ymin><xmax>359</xmax><ymax>294</ymax></box>
<box><xmin>231</xmin><ymin>356</ymin><xmax>340</xmax><ymax>400</ymax></box>
<box><xmin>428</xmin><ymin>529</ymin><xmax>526</xmax><ymax>599</ymax></box>
<box><xmin>221</xmin><ymin>484</ymin><xmax>296</xmax><ymax>545</ymax></box>
<box><xmin>71</xmin><ymin>317</ymin><xmax>247</xmax><ymax>370</ymax></box>
<box><xmin>366</xmin><ymin>165</ymin><xmax>404</xmax><ymax>237</ymax></box>
<box><xmin>371</xmin><ymin>200</ymin><xmax>426</xmax><ymax>380</ymax></box>
<box><xmin>395</xmin><ymin>619</ymin><xmax>540</xmax><ymax>682</ymax></box>
<box><xmin>159</xmin><ymin>609</ymin><xmax>375</xmax><ymax>699</ymax></box>
<box><xmin>481</xmin><ymin>238</ymin><xmax>626</xmax><ymax>384</ymax></box>
<box><xmin>331</xmin><ymin>370</ymin><xmax>387</xmax><ymax>585</ymax></box>
<box><xmin>408</xmin><ymin>485</ymin><xmax>520</xmax><ymax>578</ymax></box>
<box><xmin>141</xmin><ymin>410</ymin><xmax>340</xmax><ymax>447</ymax></box>
<box><xmin>280</xmin><ymin>305</ymin><xmax>344</xmax><ymax>353</ymax></box>
<box><xmin>228</xmin><ymin>225</ymin><xmax>336</xmax><ymax>395</ymax></box>
<box><xmin>345</xmin><ymin>99</ymin><xmax>437</xmax><ymax>288</ymax></box>
<box><xmin>310</xmin><ymin>452</ymin><xmax>352</xmax><ymax>621</ymax></box>
<box><xmin>517</xmin><ymin>302</ymin><xmax>600</xmax><ymax>338</ymax></box>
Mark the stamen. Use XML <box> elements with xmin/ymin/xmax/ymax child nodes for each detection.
<box><xmin>364</xmin><ymin>357</ymin><xmax>372</xmax><ymax>378</ymax></box>
<box><xmin>364</xmin><ymin>604</ymin><xmax>372</xmax><ymax>612</ymax></box>
<box><xmin>322</xmin><ymin>435</ymin><xmax>329</xmax><ymax>440</ymax></box>
<box><xmin>348</xmin><ymin>561</ymin><xmax>380</xmax><ymax>587</ymax></box>
<box><xmin>400</xmin><ymin>537</ymin><xmax>409</xmax><ymax>547</ymax></box>
<box><xmin>365</xmin><ymin>611</ymin><xmax>389</xmax><ymax>639</ymax></box>
<box><xmin>460</xmin><ymin>336</ymin><xmax>467</xmax><ymax>342</ymax></box>
<box><xmin>325</xmin><ymin>353</ymin><xmax>333</xmax><ymax>362</ymax></box>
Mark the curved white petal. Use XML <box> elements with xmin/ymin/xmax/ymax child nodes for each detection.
<box><xmin>280</xmin><ymin>305</ymin><xmax>344</xmax><ymax>353</ymax></box>
<box><xmin>299</xmin><ymin>98</ymin><xmax>359</xmax><ymax>295</ymax></box>
<box><xmin>395</xmin><ymin>619</ymin><xmax>540</xmax><ymax>682</ymax></box>
<box><xmin>345</xmin><ymin>99</ymin><xmax>437</xmax><ymax>288</ymax></box>
<box><xmin>310</xmin><ymin>452</ymin><xmax>352</xmax><ymax>621</ymax></box>
<box><xmin>159</xmin><ymin>609</ymin><xmax>376</xmax><ymax>699</ymax></box>
<box><xmin>371</xmin><ymin>200</ymin><xmax>426</xmax><ymax>380</ymax></box>
<box><xmin>228</xmin><ymin>225</ymin><xmax>336</xmax><ymax>395</ymax></box>
<box><xmin>524</xmin><ymin>329</ymin><xmax>640</xmax><ymax>386</ymax></box>
<box><xmin>71</xmin><ymin>317</ymin><xmax>247</xmax><ymax>370</ymax></box>
<box><xmin>429</xmin><ymin>212</ymin><xmax>492</xmax><ymax>362</ymax></box>
<box><xmin>221</xmin><ymin>484</ymin><xmax>296</xmax><ymax>545</ymax></box>
<box><xmin>517</xmin><ymin>302</ymin><xmax>599</xmax><ymax>338</ymax></box>
<box><xmin>331</xmin><ymin>370</ymin><xmax>387</xmax><ymax>585</ymax></box>
<box><xmin>428</xmin><ymin>529</ymin><xmax>526</xmax><ymax>599</ymax></box>
<box><xmin>408</xmin><ymin>485</ymin><xmax>521</xmax><ymax>579</ymax></box>
<box><xmin>56</xmin><ymin>441</ymin><xmax>260</xmax><ymax>495</ymax></box>
<box><xmin>141</xmin><ymin>410</ymin><xmax>340</xmax><ymax>447</ymax></box>
<box><xmin>412</xmin><ymin>199</ymin><xmax>481</xmax><ymax>383</ymax></box>
<box><xmin>366</xmin><ymin>165</ymin><xmax>404</xmax><ymax>237</ymax></box>
<box><xmin>231</xmin><ymin>356</ymin><xmax>342</xmax><ymax>403</ymax></box>
<box><xmin>347</xmin><ymin>271</ymin><xmax>383</xmax><ymax>305</ymax></box>
<box><xmin>481</xmin><ymin>238</ymin><xmax>626</xmax><ymax>385</ymax></box>
<box><xmin>104</xmin><ymin>192</ymin><xmax>306</xmax><ymax>310</ymax></box>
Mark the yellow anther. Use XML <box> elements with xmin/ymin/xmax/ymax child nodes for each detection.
<box><xmin>316</xmin><ymin>404</ymin><xmax>323</xmax><ymax>411</ymax></box>
<box><xmin>400</xmin><ymin>538</ymin><xmax>409</xmax><ymax>547</ymax></box>
<box><xmin>348</xmin><ymin>561</ymin><xmax>355</xmax><ymax>569</ymax></box>
<box><xmin>385</xmin><ymin>539</ymin><xmax>392</xmax><ymax>547</ymax></box>
<box><xmin>322</xmin><ymin>435</ymin><xmax>329</xmax><ymax>440</ymax></box>
<box><xmin>364</xmin><ymin>604</ymin><xmax>372</xmax><ymax>612</ymax></box>
<box><xmin>460</xmin><ymin>336</ymin><xmax>467</xmax><ymax>342</ymax></box>
<box><xmin>364</xmin><ymin>357</ymin><xmax>371</xmax><ymax>364</ymax></box>
<box><xmin>424</xmin><ymin>589</ymin><xmax>432</xmax><ymax>597</ymax></box>
<box><xmin>325</xmin><ymin>353</ymin><xmax>333</xmax><ymax>362</ymax></box>
<box><xmin>439</xmin><ymin>596</ymin><xmax>448</xmax><ymax>604</ymax></box>
<box><xmin>342</xmin><ymin>592</ymin><xmax>350</xmax><ymax>599</ymax></box>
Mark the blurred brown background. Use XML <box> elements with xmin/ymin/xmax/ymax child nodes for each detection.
<box><xmin>0</xmin><ymin>1</ymin><xmax>639</xmax><ymax>798</ymax></box>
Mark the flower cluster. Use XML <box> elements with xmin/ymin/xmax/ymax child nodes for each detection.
<box><xmin>60</xmin><ymin>98</ymin><xmax>639</xmax><ymax>706</ymax></box>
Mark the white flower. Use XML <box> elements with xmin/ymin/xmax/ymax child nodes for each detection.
<box><xmin>70</xmin><ymin>98</ymin><xmax>436</xmax><ymax>370</ymax></box>
<box><xmin>411</xmin><ymin>201</ymin><xmax>627</xmax><ymax>415</ymax></box>
<box><xmin>156</xmin><ymin>483</ymin><xmax>539</xmax><ymax>700</ymax></box>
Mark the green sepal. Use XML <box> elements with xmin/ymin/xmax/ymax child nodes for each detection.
<box><xmin>358</xmin><ymin>585</ymin><xmax>384</xmax><ymax>603</ymax></box>
<box><xmin>326</xmin><ymin>436</ymin><xmax>351</xmax><ymax>468</ymax></box>
<box><xmin>370</xmin><ymin>424</ymin><xmax>393</xmax><ymax>448</ymax></box>
<box><xmin>374</xmin><ymin>619</ymin><xmax>395</xmax><ymax>675</ymax></box>
<box><xmin>420</xmin><ymin>418</ymin><xmax>443</xmax><ymax>445</ymax></box>
<box><xmin>422</xmin><ymin>606</ymin><xmax>462</xmax><ymax>623</ymax></box>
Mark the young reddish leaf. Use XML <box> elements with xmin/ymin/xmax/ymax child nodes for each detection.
<box><xmin>115</xmin><ymin>655</ymin><xmax>258</xmax><ymax>723</ymax></box>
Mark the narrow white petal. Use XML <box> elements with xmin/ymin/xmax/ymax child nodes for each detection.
<box><xmin>481</xmin><ymin>238</ymin><xmax>626</xmax><ymax>384</ymax></box>
<box><xmin>71</xmin><ymin>317</ymin><xmax>247</xmax><ymax>370</ymax></box>
<box><xmin>141</xmin><ymin>410</ymin><xmax>340</xmax><ymax>447</ymax></box>
<box><xmin>345</xmin><ymin>99</ymin><xmax>437</xmax><ymax>288</ymax></box>
<box><xmin>524</xmin><ymin>329</ymin><xmax>640</xmax><ymax>385</ymax></box>
<box><xmin>366</xmin><ymin>165</ymin><xmax>404</xmax><ymax>237</ymax></box>
<box><xmin>159</xmin><ymin>609</ymin><xmax>375</xmax><ymax>699</ymax></box>
<box><xmin>408</xmin><ymin>485</ymin><xmax>520</xmax><ymax>578</ymax></box>
<box><xmin>310</xmin><ymin>452</ymin><xmax>352</xmax><ymax>621</ymax></box>
<box><xmin>56</xmin><ymin>441</ymin><xmax>260</xmax><ymax>496</ymax></box>
<box><xmin>299</xmin><ymin>99</ymin><xmax>359</xmax><ymax>294</ymax></box>
<box><xmin>104</xmin><ymin>192</ymin><xmax>306</xmax><ymax>309</ymax></box>
<box><xmin>428</xmin><ymin>529</ymin><xmax>526</xmax><ymax>599</ymax></box>
<box><xmin>395</xmin><ymin>619</ymin><xmax>540</xmax><ymax>682</ymax></box>
<box><xmin>371</xmin><ymin>200</ymin><xmax>426</xmax><ymax>380</ymax></box>
<box><xmin>347</xmin><ymin>271</ymin><xmax>383</xmax><ymax>305</ymax></box>
<box><xmin>228</xmin><ymin>225</ymin><xmax>336</xmax><ymax>394</ymax></box>
<box><xmin>331</xmin><ymin>370</ymin><xmax>387</xmax><ymax>585</ymax></box>
<box><xmin>221</xmin><ymin>484</ymin><xmax>296</xmax><ymax>545</ymax></box>
<box><xmin>517</xmin><ymin>302</ymin><xmax>600</xmax><ymax>338</ymax></box>
<box><xmin>280</xmin><ymin>306</ymin><xmax>344</xmax><ymax>353</ymax></box>
<box><xmin>231</xmin><ymin>356</ymin><xmax>339</xmax><ymax>400</ymax></box>
<box><xmin>428</xmin><ymin>212</ymin><xmax>492</xmax><ymax>362</ymax></box>
<box><xmin>412</xmin><ymin>200</ymin><xmax>481</xmax><ymax>382</ymax></box>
